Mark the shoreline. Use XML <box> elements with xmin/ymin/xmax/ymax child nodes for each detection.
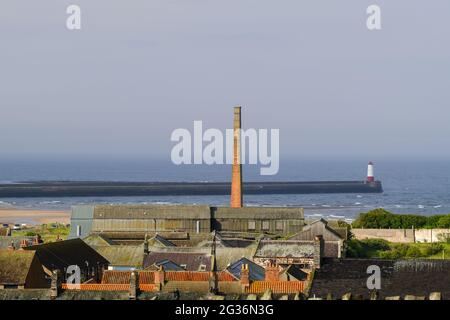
<box><xmin>0</xmin><ymin>209</ymin><xmax>70</xmax><ymax>225</ymax></box>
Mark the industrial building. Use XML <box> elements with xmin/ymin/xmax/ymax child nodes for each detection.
<box><xmin>69</xmin><ymin>107</ymin><xmax>305</xmax><ymax>240</ymax></box>
<box><xmin>68</xmin><ymin>204</ymin><xmax>305</xmax><ymax>240</ymax></box>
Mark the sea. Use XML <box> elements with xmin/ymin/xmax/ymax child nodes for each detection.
<box><xmin>0</xmin><ymin>157</ymin><xmax>449</xmax><ymax>221</ymax></box>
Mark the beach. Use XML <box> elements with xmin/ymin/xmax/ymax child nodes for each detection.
<box><xmin>0</xmin><ymin>209</ymin><xmax>70</xmax><ymax>225</ymax></box>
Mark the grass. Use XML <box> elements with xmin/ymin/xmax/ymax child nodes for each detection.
<box><xmin>12</xmin><ymin>223</ymin><xmax>70</xmax><ymax>243</ymax></box>
<box><xmin>347</xmin><ymin>239</ymin><xmax>450</xmax><ymax>259</ymax></box>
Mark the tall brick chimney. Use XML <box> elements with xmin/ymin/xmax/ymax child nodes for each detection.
<box><xmin>230</xmin><ymin>106</ymin><xmax>243</xmax><ymax>208</ymax></box>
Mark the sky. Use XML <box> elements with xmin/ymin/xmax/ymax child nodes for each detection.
<box><xmin>1</xmin><ymin>0</ymin><xmax>450</xmax><ymax>160</ymax></box>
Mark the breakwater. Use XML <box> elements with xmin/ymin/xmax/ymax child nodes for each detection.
<box><xmin>0</xmin><ymin>180</ymin><xmax>383</xmax><ymax>197</ymax></box>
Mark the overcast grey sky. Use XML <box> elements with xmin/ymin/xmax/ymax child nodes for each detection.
<box><xmin>1</xmin><ymin>0</ymin><xmax>449</xmax><ymax>160</ymax></box>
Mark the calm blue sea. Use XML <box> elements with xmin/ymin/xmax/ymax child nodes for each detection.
<box><xmin>0</xmin><ymin>158</ymin><xmax>449</xmax><ymax>221</ymax></box>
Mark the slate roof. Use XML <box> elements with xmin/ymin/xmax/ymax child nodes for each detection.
<box><xmin>24</xmin><ymin>238</ymin><xmax>109</xmax><ymax>271</ymax></box>
<box><xmin>284</xmin><ymin>265</ymin><xmax>308</xmax><ymax>281</ymax></box>
<box><xmin>226</xmin><ymin>257</ymin><xmax>265</xmax><ymax>281</ymax></box>
<box><xmin>310</xmin><ymin>258</ymin><xmax>450</xmax><ymax>299</ymax></box>
<box><xmin>254</xmin><ymin>240</ymin><xmax>315</xmax><ymax>258</ymax></box>
<box><xmin>154</xmin><ymin>260</ymin><xmax>184</xmax><ymax>271</ymax></box>
<box><xmin>0</xmin><ymin>250</ymin><xmax>36</xmax><ymax>285</ymax></box>
<box><xmin>143</xmin><ymin>252</ymin><xmax>211</xmax><ymax>271</ymax></box>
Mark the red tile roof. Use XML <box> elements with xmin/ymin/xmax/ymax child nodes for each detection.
<box><xmin>245</xmin><ymin>281</ymin><xmax>305</xmax><ymax>294</ymax></box>
<box><xmin>101</xmin><ymin>270</ymin><xmax>236</xmax><ymax>285</ymax></box>
<box><xmin>165</xmin><ymin>271</ymin><xmax>209</xmax><ymax>281</ymax></box>
<box><xmin>217</xmin><ymin>271</ymin><xmax>237</xmax><ymax>282</ymax></box>
<box><xmin>138</xmin><ymin>271</ymin><xmax>155</xmax><ymax>284</ymax></box>
<box><xmin>139</xmin><ymin>284</ymin><xmax>158</xmax><ymax>292</ymax></box>
<box><xmin>62</xmin><ymin>283</ymin><xmax>130</xmax><ymax>291</ymax></box>
<box><xmin>101</xmin><ymin>270</ymin><xmax>131</xmax><ymax>284</ymax></box>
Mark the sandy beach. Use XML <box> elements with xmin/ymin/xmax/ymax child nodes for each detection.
<box><xmin>0</xmin><ymin>209</ymin><xmax>70</xmax><ymax>225</ymax></box>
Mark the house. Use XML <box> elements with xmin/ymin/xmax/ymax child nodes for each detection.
<box><xmin>24</xmin><ymin>238</ymin><xmax>109</xmax><ymax>282</ymax></box>
<box><xmin>69</xmin><ymin>204</ymin><xmax>305</xmax><ymax>240</ymax></box>
<box><xmin>0</xmin><ymin>249</ymin><xmax>48</xmax><ymax>289</ymax></box>
<box><xmin>226</xmin><ymin>257</ymin><xmax>265</xmax><ymax>281</ymax></box>
<box><xmin>253</xmin><ymin>237</ymin><xmax>324</xmax><ymax>269</ymax></box>
<box><xmin>143</xmin><ymin>251</ymin><xmax>212</xmax><ymax>271</ymax></box>
<box><xmin>92</xmin><ymin>245</ymin><xmax>144</xmax><ymax>271</ymax></box>
<box><xmin>66</xmin><ymin>262</ymin><xmax>306</xmax><ymax>296</ymax></box>
<box><xmin>289</xmin><ymin>219</ymin><xmax>346</xmax><ymax>258</ymax></box>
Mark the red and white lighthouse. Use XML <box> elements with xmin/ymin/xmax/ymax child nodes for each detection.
<box><xmin>366</xmin><ymin>161</ymin><xmax>375</xmax><ymax>182</ymax></box>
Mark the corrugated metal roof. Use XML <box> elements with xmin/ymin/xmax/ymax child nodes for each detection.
<box><xmin>213</xmin><ymin>206</ymin><xmax>304</xmax><ymax>219</ymax></box>
<box><xmin>93</xmin><ymin>205</ymin><xmax>211</xmax><ymax>220</ymax></box>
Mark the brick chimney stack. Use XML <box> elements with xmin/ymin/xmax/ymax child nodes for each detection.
<box><xmin>154</xmin><ymin>265</ymin><xmax>165</xmax><ymax>290</ymax></box>
<box><xmin>230</xmin><ymin>106</ymin><xmax>243</xmax><ymax>208</ymax></box>
<box><xmin>265</xmin><ymin>263</ymin><xmax>280</xmax><ymax>282</ymax></box>
<box><xmin>240</xmin><ymin>264</ymin><xmax>250</xmax><ymax>288</ymax></box>
<box><xmin>20</xmin><ymin>239</ymin><xmax>28</xmax><ymax>248</ymax></box>
<box><xmin>33</xmin><ymin>235</ymin><xmax>41</xmax><ymax>245</ymax></box>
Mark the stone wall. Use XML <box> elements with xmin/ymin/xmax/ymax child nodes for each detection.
<box><xmin>353</xmin><ymin>228</ymin><xmax>450</xmax><ymax>243</ymax></box>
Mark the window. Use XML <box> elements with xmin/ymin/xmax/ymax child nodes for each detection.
<box><xmin>248</xmin><ymin>221</ymin><xmax>256</xmax><ymax>231</ymax></box>
<box><xmin>276</xmin><ymin>221</ymin><xmax>283</xmax><ymax>231</ymax></box>
<box><xmin>199</xmin><ymin>264</ymin><xmax>207</xmax><ymax>271</ymax></box>
<box><xmin>262</xmin><ymin>221</ymin><xmax>270</xmax><ymax>231</ymax></box>
<box><xmin>76</xmin><ymin>225</ymin><xmax>82</xmax><ymax>237</ymax></box>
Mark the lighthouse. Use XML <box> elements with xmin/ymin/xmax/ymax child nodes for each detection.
<box><xmin>366</xmin><ymin>161</ymin><xmax>375</xmax><ymax>182</ymax></box>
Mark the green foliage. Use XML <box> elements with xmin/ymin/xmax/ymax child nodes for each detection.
<box><xmin>437</xmin><ymin>233</ymin><xmax>450</xmax><ymax>243</ymax></box>
<box><xmin>347</xmin><ymin>239</ymin><xmax>446</xmax><ymax>259</ymax></box>
<box><xmin>437</xmin><ymin>215</ymin><xmax>450</xmax><ymax>228</ymax></box>
<box><xmin>352</xmin><ymin>209</ymin><xmax>450</xmax><ymax>229</ymax></box>
<box><xmin>12</xmin><ymin>224</ymin><xmax>70</xmax><ymax>242</ymax></box>
<box><xmin>422</xmin><ymin>243</ymin><xmax>444</xmax><ymax>256</ymax></box>
<box><xmin>346</xmin><ymin>239</ymin><xmax>390</xmax><ymax>258</ymax></box>
<box><xmin>337</xmin><ymin>220</ymin><xmax>353</xmax><ymax>240</ymax></box>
